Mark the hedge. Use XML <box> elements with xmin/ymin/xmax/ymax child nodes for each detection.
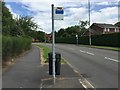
<box><xmin>91</xmin><ymin>33</ymin><xmax>120</xmax><ymax>47</ymax></box>
<box><xmin>2</xmin><ymin>36</ymin><xmax>32</xmax><ymax>61</ymax></box>
<box><xmin>56</xmin><ymin>33</ymin><xmax>120</xmax><ymax>47</ymax></box>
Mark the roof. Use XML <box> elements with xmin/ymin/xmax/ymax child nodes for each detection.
<box><xmin>92</xmin><ymin>23</ymin><xmax>119</xmax><ymax>28</ymax></box>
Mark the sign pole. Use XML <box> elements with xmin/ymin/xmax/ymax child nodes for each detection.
<box><xmin>76</xmin><ymin>35</ymin><xmax>78</xmax><ymax>45</ymax></box>
<box><xmin>51</xmin><ymin>4</ymin><xmax>56</xmax><ymax>84</ymax></box>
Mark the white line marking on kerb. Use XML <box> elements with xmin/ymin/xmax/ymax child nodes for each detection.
<box><xmin>104</xmin><ymin>57</ymin><xmax>119</xmax><ymax>62</ymax></box>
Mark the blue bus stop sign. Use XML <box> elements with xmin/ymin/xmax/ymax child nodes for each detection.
<box><xmin>54</xmin><ymin>7</ymin><xmax>64</xmax><ymax>20</ymax></box>
<box><xmin>55</xmin><ymin>7</ymin><xmax>64</xmax><ymax>14</ymax></box>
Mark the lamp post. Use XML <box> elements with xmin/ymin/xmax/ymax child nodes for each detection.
<box><xmin>88</xmin><ymin>0</ymin><xmax>91</xmax><ymax>45</ymax></box>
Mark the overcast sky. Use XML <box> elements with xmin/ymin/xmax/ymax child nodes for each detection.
<box><xmin>5</xmin><ymin>0</ymin><xmax>119</xmax><ymax>33</ymax></box>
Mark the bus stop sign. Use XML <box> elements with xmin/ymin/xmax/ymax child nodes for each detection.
<box><xmin>54</xmin><ymin>7</ymin><xmax>64</xmax><ymax>20</ymax></box>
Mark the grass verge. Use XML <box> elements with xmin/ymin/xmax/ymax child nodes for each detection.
<box><xmin>79</xmin><ymin>45</ymin><xmax>120</xmax><ymax>51</ymax></box>
<box><xmin>90</xmin><ymin>46</ymin><xmax>120</xmax><ymax>51</ymax></box>
<box><xmin>36</xmin><ymin>44</ymin><xmax>66</xmax><ymax>64</ymax></box>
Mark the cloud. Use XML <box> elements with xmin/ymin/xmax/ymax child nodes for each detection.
<box><xmin>91</xmin><ymin>6</ymin><xmax>118</xmax><ymax>24</ymax></box>
<box><xmin>5</xmin><ymin>0</ymin><xmax>119</xmax><ymax>33</ymax></box>
<box><xmin>5</xmin><ymin>0</ymin><xmax>119</xmax><ymax>2</ymax></box>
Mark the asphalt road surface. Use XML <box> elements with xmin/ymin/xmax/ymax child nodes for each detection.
<box><xmin>43</xmin><ymin>43</ymin><xmax>119</xmax><ymax>88</ymax></box>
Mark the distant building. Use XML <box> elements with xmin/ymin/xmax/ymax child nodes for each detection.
<box><xmin>45</xmin><ymin>34</ymin><xmax>52</xmax><ymax>43</ymax></box>
<box><xmin>84</xmin><ymin>23</ymin><xmax>120</xmax><ymax>36</ymax></box>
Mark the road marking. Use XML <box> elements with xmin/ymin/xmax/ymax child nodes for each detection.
<box><xmin>80</xmin><ymin>50</ymin><xmax>86</xmax><ymax>53</ymax></box>
<box><xmin>64</xmin><ymin>57</ymin><xmax>95</xmax><ymax>89</ymax></box>
<box><xmin>79</xmin><ymin>79</ymin><xmax>95</xmax><ymax>89</ymax></box>
<box><xmin>104</xmin><ymin>57</ymin><xmax>119</xmax><ymax>62</ymax></box>
<box><xmin>68</xmin><ymin>48</ymin><xmax>75</xmax><ymax>50</ymax></box>
<box><xmin>80</xmin><ymin>50</ymin><xmax>95</xmax><ymax>56</ymax></box>
<box><xmin>86</xmin><ymin>52</ymin><xmax>95</xmax><ymax>55</ymax></box>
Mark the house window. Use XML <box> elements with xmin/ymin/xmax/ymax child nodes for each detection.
<box><xmin>117</xmin><ymin>29</ymin><xmax>120</xmax><ymax>32</ymax></box>
<box><xmin>104</xmin><ymin>28</ymin><xmax>107</xmax><ymax>32</ymax></box>
<box><xmin>107</xmin><ymin>28</ymin><xmax>110</xmax><ymax>32</ymax></box>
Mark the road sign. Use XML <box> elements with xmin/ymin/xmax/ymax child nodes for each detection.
<box><xmin>76</xmin><ymin>35</ymin><xmax>78</xmax><ymax>37</ymax></box>
<box><xmin>54</xmin><ymin>7</ymin><xmax>64</xmax><ymax>20</ymax></box>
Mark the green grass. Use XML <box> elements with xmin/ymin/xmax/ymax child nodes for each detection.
<box><xmin>90</xmin><ymin>46</ymin><xmax>120</xmax><ymax>51</ymax></box>
<box><xmin>37</xmin><ymin>44</ymin><xmax>51</xmax><ymax>61</ymax></box>
<box><xmin>36</xmin><ymin>44</ymin><xmax>66</xmax><ymax>64</ymax></box>
<box><xmin>79</xmin><ymin>44</ymin><xmax>120</xmax><ymax>51</ymax></box>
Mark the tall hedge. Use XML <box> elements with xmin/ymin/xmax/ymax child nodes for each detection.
<box><xmin>91</xmin><ymin>33</ymin><xmax>120</xmax><ymax>47</ymax></box>
<box><xmin>2</xmin><ymin>36</ymin><xmax>32</xmax><ymax>61</ymax></box>
<box><xmin>56</xmin><ymin>33</ymin><xmax>120</xmax><ymax>47</ymax></box>
<box><xmin>56</xmin><ymin>36</ymin><xmax>76</xmax><ymax>44</ymax></box>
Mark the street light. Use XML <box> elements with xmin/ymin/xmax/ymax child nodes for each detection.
<box><xmin>88</xmin><ymin>0</ymin><xmax>91</xmax><ymax>45</ymax></box>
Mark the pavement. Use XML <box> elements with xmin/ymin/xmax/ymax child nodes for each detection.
<box><xmin>2</xmin><ymin>46</ymin><xmax>85</xmax><ymax>89</ymax></box>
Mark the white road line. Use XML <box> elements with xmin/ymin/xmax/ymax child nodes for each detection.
<box><xmin>79</xmin><ymin>79</ymin><xmax>95</xmax><ymax>89</ymax></box>
<box><xmin>104</xmin><ymin>57</ymin><xmax>119</xmax><ymax>62</ymax></box>
<box><xmin>86</xmin><ymin>52</ymin><xmax>95</xmax><ymax>55</ymax></box>
<box><xmin>80</xmin><ymin>50</ymin><xmax>86</xmax><ymax>53</ymax></box>
<box><xmin>68</xmin><ymin>48</ymin><xmax>75</xmax><ymax>50</ymax></box>
<box><xmin>80</xmin><ymin>50</ymin><xmax>95</xmax><ymax>56</ymax></box>
<box><xmin>64</xmin><ymin>58</ymin><xmax>95</xmax><ymax>89</ymax></box>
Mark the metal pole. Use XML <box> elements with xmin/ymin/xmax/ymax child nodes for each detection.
<box><xmin>88</xmin><ymin>0</ymin><xmax>91</xmax><ymax>45</ymax></box>
<box><xmin>76</xmin><ymin>35</ymin><xmax>78</xmax><ymax>45</ymax></box>
<box><xmin>51</xmin><ymin>4</ymin><xmax>56</xmax><ymax>84</ymax></box>
<box><xmin>77</xmin><ymin>35</ymin><xmax>78</xmax><ymax>45</ymax></box>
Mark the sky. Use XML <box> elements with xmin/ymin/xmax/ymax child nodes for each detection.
<box><xmin>4</xmin><ymin>0</ymin><xmax>119</xmax><ymax>33</ymax></box>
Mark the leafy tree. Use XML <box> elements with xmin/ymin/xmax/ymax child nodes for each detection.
<box><xmin>56</xmin><ymin>28</ymin><xmax>65</xmax><ymax>37</ymax></box>
<box><xmin>78</xmin><ymin>20</ymin><xmax>88</xmax><ymax>35</ymax></box>
<box><xmin>56</xmin><ymin>21</ymin><xmax>88</xmax><ymax>37</ymax></box>
<box><xmin>2</xmin><ymin>2</ymin><xmax>14</xmax><ymax>35</ymax></box>
<box><xmin>14</xmin><ymin>16</ymin><xmax>38</xmax><ymax>36</ymax></box>
<box><xmin>115</xmin><ymin>22</ymin><xmax>120</xmax><ymax>27</ymax></box>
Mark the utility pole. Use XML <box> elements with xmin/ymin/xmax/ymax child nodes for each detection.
<box><xmin>88</xmin><ymin>0</ymin><xmax>91</xmax><ymax>45</ymax></box>
<box><xmin>51</xmin><ymin>4</ymin><xmax>56</xmax><ymax>84</ymax></box>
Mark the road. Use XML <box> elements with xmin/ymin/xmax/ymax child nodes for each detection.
<box><xmin>43</xmin><ymin>43</ymin><xmax>119</xmax><ymax>88</ymax></box>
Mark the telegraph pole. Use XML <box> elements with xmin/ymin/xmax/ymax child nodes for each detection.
<box><xmin>88</xmin><ymin>0</ymin><xmax>91</xmax><ymax>45</ymax></box>
<box><xmin>51</xmin><ymin>4</ymin><xmax>56</xmax><ymax>84</ymax></box>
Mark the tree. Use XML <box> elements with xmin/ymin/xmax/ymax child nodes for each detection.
<box><xmin>2</xmin><ymin>1</ymin><xmax>45</xmax><ymax>42</ymax></box>
<box><xmin>78</xmin><ymin>20</ymin><xmax>88</xmax><ymax>35</ymax></box>
<box><xmin>56</xmin><ymin>21</ymin><xmax>88</xmax><ymax>37</ymax></box>
<box><xmin>2</xmin><ymin>2</ymin><xmax>14</xmax><ymax>35</ymax></box>
<box><xmin>115</xmin><ymin>22</ymin><xmax>120</xmax><ymax>27</ymax></box>
<box><xmin>56</xmin><ymin>28</ymin><xmax>65</xmax><ymax>37</ymax></box>
<box><xmin>15</xmin><ymin>16</ymin><xmax>38</xmax><ymax>36</ymax></box>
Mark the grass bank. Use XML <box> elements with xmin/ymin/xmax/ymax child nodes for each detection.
<box><xmin>36</xmin><ymin>44</ymin><xmax>66</xmax><ymax>64</ymax></box>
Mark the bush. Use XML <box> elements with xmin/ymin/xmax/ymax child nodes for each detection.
<box><xmin>2</xmin><ymin>36</ymin><xmax>32</xmax><ymax>61</ymax></box>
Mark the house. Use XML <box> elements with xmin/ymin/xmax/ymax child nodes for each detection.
<box><xmin>45</xmin><ymin>34</ymin><xmax>52</xmax><ymax>42</ymax></box>
<box><xmin>84</xmin><ymin>23</ymin><xmax>120</xmax><ymax>36</ymax></box>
